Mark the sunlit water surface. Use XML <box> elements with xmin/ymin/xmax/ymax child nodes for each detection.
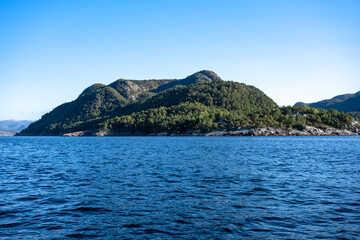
<box><xmin>1</xmin><ymin>136</ymin><xmax>360</xmax><ymax>239</ymax></box>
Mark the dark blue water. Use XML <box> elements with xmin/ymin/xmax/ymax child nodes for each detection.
<box><xmin>1</xmin><ymin>136</ymin><xmax>360</xmax><ymax>239</ymax></box>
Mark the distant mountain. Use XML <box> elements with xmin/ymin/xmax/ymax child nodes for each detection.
<box><xmin>0</xmin><ymin>130</ymin><xmax>18</xmax><ymax>136</ymax></box>
<box><xmin>295</xmin><ymin>91</ymin><xmax>360</xmax><ymax>117</ymax></box>
<box><xmin>18</xmin><ymin>70</ymin><xmax>357</xmax><ymax>136</ymax></box>
<box><xmin>0</xmin><ymin>120</ymin><xmax>33</xmax><ymax>136</ymax></box>
<box><xmin>0</xmin><ymin>120</ymin><xmax>32</xmax><ymax>131</ymax></box>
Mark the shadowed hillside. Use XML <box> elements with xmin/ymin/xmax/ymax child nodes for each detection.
<box><xmin>295</xmin><ymin>91</ymin><xmax>360</xmax><ymax>118</ymax></box>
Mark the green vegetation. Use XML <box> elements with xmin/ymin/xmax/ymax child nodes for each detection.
<box><xmin>295</xmin><ymin>91</ymin><xmax>360</xmax><ymax>117</ymax></box>
<box><xmin>97</xmin><ymin>105</ymin><xmax>353</xmax><ymax>134</ymax></box>
<box><xmin>18</xmin><ymin>71</ymin><xmax>356</xmax><ymax>136</ymax></box>
<box><xmin>22</xmin><ymin>84</ymin><xmax>128</xmax><ymax>135</ymax></box>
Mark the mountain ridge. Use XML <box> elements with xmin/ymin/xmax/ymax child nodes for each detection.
<box><xmin>295</xmin><ymin>91</ymin><xmax>360</xmax><ymax>117</ymax></box>
<box><xmin>18</xmin><ymin>71</ymin><xmax>359</xmax><ymax>136</ymax></box>
<box><xmin>0</xmin><ymin>120</ymin><xmax>33</xmax><ymax>136</ymax></box>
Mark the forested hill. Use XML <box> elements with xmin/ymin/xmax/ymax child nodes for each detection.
<box><xmin>18</xmin><ymin>71</ymin><xmax>357</xmax><ymax>136</ymax></box>
<box><xmin>295</xmin><ymin>91</ymin><xmax>360</xmax><ymax>118</ymax></box>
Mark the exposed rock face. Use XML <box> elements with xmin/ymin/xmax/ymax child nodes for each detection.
<box><xmin>62</xmin><ymin>126</ymin><xmax>359</xmax><ymax>137</ymax></box>
<box><xmin>62</xmin><ymin>131</ymin><xmax>93</xmax><ymax>137</ymax></box>
<box><xmin>151</xmin><ymin>70</ymin><xmax>222</xmax><ymax>93</ymax></box>
<box><xmin>63</xmin><ymin>130</ymin><xmax>133</xmax><ymax>137</ymax></box>
<box><xmin>205</xmin><ymin>127</ymin><xmax>357</xmax><ymax>136</ymax></box>
<box><xmin>106</xmin><ymin>70</ymin><xmax>221</xmax><ymax>101</ymax></box>
<box><xmin>109</xmin><ymin>80</ymin><xmax>142</xmax><ymax>101</ymax></box>
<box><xmin>109</xmin><ymin>79</ymin><xmax>174</xmax><ymax>101</ymax></box>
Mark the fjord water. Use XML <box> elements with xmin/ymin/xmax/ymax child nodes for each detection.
<box><xmin>1</xmin><ymin>137</ymin><xmax>359</xmax><ymax>239</ymax></box>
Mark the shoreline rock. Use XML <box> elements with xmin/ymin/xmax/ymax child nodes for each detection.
<box><xmin>205</xmin><ymin>127</ymin><xmax>357</xmax><ymax>136</ymax></box>
<box><xmin>61</xmin><ymin>126</ymin><xmax>359</xmax><ymax>137</ymax></box>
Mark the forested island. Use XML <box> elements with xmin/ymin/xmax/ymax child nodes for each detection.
<box><xmin>18</xmin><ymin>71</ymin><xmax>360</xmax><ymax>136</ymax></box>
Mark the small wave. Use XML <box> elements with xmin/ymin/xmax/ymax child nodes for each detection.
<box><xmin>46</xmin><ymin>225</ymin><xmax>64</xmax><ymax>230</ymax></box>
<box><xmin>251</xmin><ymin>228</ymin><xmax>272</xmax><ymax>232</ymax></box>
<box><xmin>249</xmin><ymin>178</ymin><xmax>264</xmax><ymax>183</ymax></box>
<box><xmin>123</xmin><ymin>223</ymin><xmax>142</xmax><ymax>228</ymax></box>
<box><xmin>143</xmin><ymin>228</ymin><xmax>177</xmax><ymax>235</ymax></box>
<box><xmin>46</xmin><ymin>198</ymin><xmax>68</xmax><ymax>204</ymax></box>
<box><xmin>263</xmin><ymin>216</ymin><xmax>284</xmax><ymax>221</ymax></box>
<box><xmin>174</xmin><ymin>219</ymin><xmax>190</xmax><ymax>224</ymax></box>
<box><xmin>334</xmin><ymin>207</ymin><xmax>357</xmax><ymax>213</ymax></box>
<box><xmin>346</xmin><ymin>202</ymin><xmax>360</xmax><ymax>207</ymax></box>
<box><xmin>74</xmin><ymin>182</ymin><xmax>91</xmax><ymax>187</ymax></box>
<box><xmin>69</xmin><ymin>206</ymin><xmax>112</xmax><ymax>213</ymax></box>
<box><xmin>76</xmin><ymin>227</ymin><xmax>101</xmax><ymax>231</ymax></box>
<box><xmin>0</xmin><ymin>222</ymin><xmax>23</xmax><ymax>228</ymax></box>
<box><xmin>16</xmin><ymin>196</ymin><xmax>39</xmax><ymax>201</ymax></box>
<box><xmin>252</xmin><ymin>187</ymin><xmax>269</xmax><ymax>192</ymax></box>
<box><xmin>232</xmin><ymin>204</ymin><xmax>244</xmax><ymax>209</ymax></box>
<box><xmin>66</xmin><ymin>233</ymin><xmax>101</xmax><ymax>239</ymax></box>
<box><xmin>222</xmin><ymin>227</ymin><xmax>234</xmax><ymax>233</ymax></box>
<box><xmin>330</xmin><ymin>217</ymin><xmax>345</xmax><ymax>222</ymax></box>
<box><xmin>320</xmin><ymin>200</ymin><xmax>335</xmax><ymax>205</ymax></box>
<box><xmin>0</xmin><ymin>209</ymin><xmax>25</xmax><ymax>216</ymax></box>
<box><xmin>234</xmin><ymin>191</ymin><xmax>252</xmax><ymax>196</ymax></box>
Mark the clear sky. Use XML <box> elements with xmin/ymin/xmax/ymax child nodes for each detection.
<box><xmin>1</xmin><ymin>0</ymin><xmax>359</xmax><ymax>120</ymax></box>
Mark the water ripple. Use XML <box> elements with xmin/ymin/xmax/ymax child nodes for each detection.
<box><xmin>0</xmin><ymin>136</ymin><xmax>359</xmax><ymax>239</ymax></box>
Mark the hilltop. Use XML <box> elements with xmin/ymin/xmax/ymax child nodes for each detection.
<box><xmin>18</xmin><ymin>71</ymin><xmax>359</xmax><ymax>136</ymax></box>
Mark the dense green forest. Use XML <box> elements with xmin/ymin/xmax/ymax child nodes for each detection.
<box><xmin>18</xmin><ymin>71</ymin><xmax>357</xmax><ymax>136</ymax></box>
<box><xmin>99</xmin><ymin>104</ymin><xmax>354</xmax><ymax>134</ymax></box>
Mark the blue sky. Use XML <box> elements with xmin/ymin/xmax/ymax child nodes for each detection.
<box><xmin>1</xmin><ymin>0</ymin><xmax>359</xmax><ymax>120</ymax></box>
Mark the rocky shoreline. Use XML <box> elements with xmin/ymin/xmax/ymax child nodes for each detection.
<box><xmin>62</xmin><ymin>126</ymin><xmax>360</xmax><ymax>137</ymax></box>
